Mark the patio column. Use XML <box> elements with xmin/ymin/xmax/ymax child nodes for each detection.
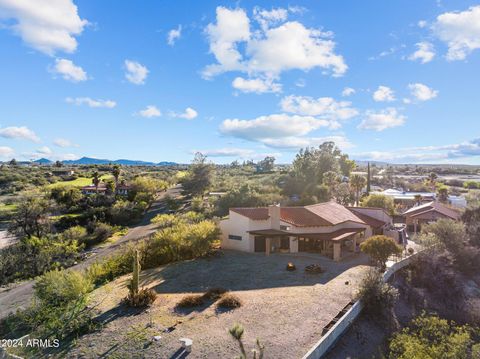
<box><xmin>333</xmin><ymin>242</ymin><xmax>341</xmax><ymax>261</ymax></box>
<box><xmin>414</xmin><ymin>220</ymin><xmax>417</xmax><ymax>234</ymax></box>
<box><xmin>289</xmin><ymin>236</ymin><xmax>298</xmax><ymax>253</ymax></box>
<box><xmin>265</xmin><ymin>237</ymin><xmax>271</xmax><ymax>256</ymax></box>
<box><xmin>351</xmin><ymin>236</ymin><xmax>357</xmax><ymax>252</ymax></box>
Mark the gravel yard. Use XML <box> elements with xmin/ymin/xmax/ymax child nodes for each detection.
<box><xmin>68</xmin><ymin>251</ymin><xmax>370</xmax><ymax>359</ymax></box>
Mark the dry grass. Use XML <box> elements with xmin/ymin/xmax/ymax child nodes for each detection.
<box><xmin>216</xmin><ymin>293</ymin><xmax>242</xmax><ymax>309</ymax></box>
<box><xmin>176</xmin><ymin>294</ymin><xmax>204</xmax><ymax>308</ymax></box>
<box><xmin>203</xmin><ymin>287</ymin><xmax>228</xmax><ymax>300</ymax></box>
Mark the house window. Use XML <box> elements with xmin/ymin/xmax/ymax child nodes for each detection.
<box><xmin>280</xmin><ymin>225</ymin><xmax>290</xmax><ymax>231</ymax></box>
<box><xmin>228</xmin><ymin>234</ymin><xmax>242</xmax><ymax>241</ymax></box>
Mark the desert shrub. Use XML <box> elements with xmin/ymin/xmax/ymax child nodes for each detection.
<box><xmin>360</xmin><ymin>235</ymin><xmax>403</xmax><ymax>270</ymax></box>
<box><xmin>422</xmin><ymin>220</ymin><xmax>480</xmax><ymax>274</ymax></box>
<box><xmin>203</xmin><ymin>287</ymin><xmax>228</xmax><ymax>300</ymax></box>
<box><xmin>217</xmin><ymin>293</ymin><xmax>242</xmax><ymax>309</ymax></box>
<box><xmin>0</xmin><ymin>234</ymin><xmax>82</xmax><ymax>285</ymax></box>
<box><xmin>388</xmin><ymin>313</ymin><xmax>477</xmax><ymax>359</ymax></box>
<box><xmin>109</xmin><ymin>200</ymin><xmax>143</xmax><ymax>225</ymax></box>
<box><xmin>86</xmin><ymin>249</ymin><xmax>134</xmax><ymax>286</ymax></box>
<box><xmin>19</xmin><ymin>269</ymin><xmax>97</xmax><ymax>340</ymax></box>
<box><xmin>34</xmin><ymin>269</ymin><xmax>93</xmax><ymax>307</ymax></box>
<box><xmin>142</xmin><ymin>220</ymin><xmax>219</xmax><ymax>268</ymax></box>
<box><xmin>85</xmin><ymin>222</ymin><xmax>114</xmax><ymax>247</ymax></box>
<box><xmin>123</xmin><ymin>288</ymin><xmax>157</xmax><ymax>307</ymax></box>
<box><xmin>176</xmin><ymin>294</ymin><xmax>204</xmax><ymax>308</ymax></box>
<box><xmin>357</xmin><ymin>269</ymin><xmax>398</xmax><ymax>316</ymax></box>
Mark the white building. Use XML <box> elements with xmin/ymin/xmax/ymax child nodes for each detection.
<box><xmin>219</xmin><ymin>201</ymin><xmax>394</xmax><ymax>261</ymax></box>
<box><xmin>372</xmin><ymin>188</ymin><xmax>467</xmax><ymax>208</ymax></box>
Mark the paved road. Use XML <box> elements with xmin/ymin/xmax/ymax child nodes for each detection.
<box><xmin>0</xmin><ymin>185</ymin><xmax>182</xmax><ymax>320</ymax></box>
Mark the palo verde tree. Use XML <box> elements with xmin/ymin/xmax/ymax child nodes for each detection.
<box><xmin>360</xmin><ymin>235</ymin><xmax>403</xmax><ymax>271</ymax></box>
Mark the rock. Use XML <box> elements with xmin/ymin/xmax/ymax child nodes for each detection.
<box><xmin>153</xmin><ymin>335</ymin><xmax>162</xmax><ymax>342</ymax></box>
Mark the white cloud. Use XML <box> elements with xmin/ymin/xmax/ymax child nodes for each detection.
<box><xmin>138</xmin><ymin>105</ymin><xmax>161</xmax><ymax>118</ymax></box>
<box><xmin>167</xmin><ymin>25</ymin><xmax>182</xmax><ymax>46</ymax></box>
<box><xmin>65</xmin><ymin>97</ymin><xmax>116</xmax><ymax>108</ymax></box>
<box><xmin>52</xmin><ymin>58</ymin><xmax>87</xmax><ymax>82</ymax></box>
<box><xmin>280</xmin><ymin>95</ymin><xmax>358</xmax><ymax>126</ymax></box>
<box><xmin>358</xmin><ymin>108</ymin><xmax>406</xmax><ymax>131</ymax></box>
<box><xmin>0</xmin><ymin>126</ymin><xmax>40</xmax><ymax>142</ymax></box>
<box><xmin>200</xmin><ymin>148</ymin><xmax>255</xmax><ymax>157</ymax></box>
<box><xmin>342</xmin><ymin>87</ymin><xmax>355</xmax><ymax>97</ymax></box>
<box><xmin>355</xmin><ymin>138</ymin><xmax>480</xmax><ymax>163</ymax></box>
<box><xmin>124</xmin><ymin>60</ymin><xmax>148</xmax><ymax>85</ymax></box>
<box><xmin>408</xmin><ymin>42</ymin><xmax>436</xmax><ymax>64</ymax></box>
<box><xmin>203</xmin><ymin>7</ymin><xmax>250</xmax><ymax>78</ymax></box>
<box><xmin>418</xmin><ymin>20</ymin><xmax>428</xmax><ymax>28</ymax></box>
<box><xmin>433</xmin><ymin>5</ymin><xmax>480</xmax><ymax>60</ymax></box>
<box><xmin>203</xmin><ymin>7</ymin><xmax>347</xmax><ymax>81</ymax></box>
<box><xmin>262</xmin><ymin>135</ymin><xmax>354</xmax><ymax>150</ymax></box>
<box><xmin>36</xmin><ymin>146</ymin><xmax>52</xmax><ymax>155</ymax></box>
<box><xmin>0</xmin><ymin>146</ymin><xmax>14</xmax><ymax>158</ymax></box>
<box><xmin>247</xmin><ymin>21</ymin><xmax>347</xmax><ymax>77</ymax></box>
<box><xmin>220</xmin><ymin>114</ymin><xmax>329</xmax><ymax>141</ymax></box>
<box><xmin>295</xmin><ymin>78</ymin><xmax>306</xmax><ymax>88</ymax></box>
<box><xmin>253</xmin><ymin>7</ymin><xmax>288</xmax><ymax>31</ymax></box>
<box><xmin>408</xmin><ymin>83</ymin><xmax>438</xmax><ymax>101</ymax></box>
<box><xmin>373</xmin><ymin>85</ymin><xmax>395</xmax><ymax>102</ymax></box>
<box><xmin>170</xmin><ymin>107</ymin><xmax>198</xmax><ymax>120</ymax></box>
<box><xmin>54</xmin><ymin>138</ymin><xmax>75</xmax><ymax>147</ymax></box>
<box><xmin>0</xmin><ymin>0</ymin><xmax>88</xmax><ymax>55</ymax></box>
<box><xmin>232</xmin><ymin>76</ymin><xmax>281</xmax><ymax>93</ymax></box>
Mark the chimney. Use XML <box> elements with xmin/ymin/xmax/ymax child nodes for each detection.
<box><xmin>268</xmin><ymin>204</ymin><xmax>281</xmax><ymax>230</ymax></box>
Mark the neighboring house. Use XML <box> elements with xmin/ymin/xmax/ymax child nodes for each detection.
<box><xmin>81</xmin><ymin>183</ymin><xmax>107</xmax><ymax>195</ymax></box>
<box><xmin>220</xmin><ymin>201</ymin><xmax>390</xmax><ymax>261</ymax></box>
<box><xmin>116</xmin><ymin>184</ymin><xmax>132</xmax><ymax>196</ymax></box>
<box><xmin>403</xmin><ymin>201</ymin><xmax>461</xmax><ymax>233</ymax></box>
<box><xmin>372</xmin><ymin>188</ymin><xmax>467</xmax><ymax>208</ymax></box>
<box><xmin>52</xmin><ymin>169</ymin><xmax>75</xmax><ymax>176</ymax></box>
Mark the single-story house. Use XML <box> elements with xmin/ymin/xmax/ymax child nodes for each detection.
<box><xmin>81</xmin><ymin>183</ymin><xmax>107</xmax><ymax>195</ymax></box>
<box><xmin>403</xmin><ymin>201</ymin><xmax>461</xmax><ymax>233</ymax></box>
<box><xmin>220</xmin><ymin>201</ymin><xmax>393</xmax><ymax>261</ymax></box>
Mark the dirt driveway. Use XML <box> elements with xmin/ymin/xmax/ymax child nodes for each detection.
<box><xmin>68</xmin><ymin>251</ymin><xmax>371</xmax><ymax>359</ymax></box>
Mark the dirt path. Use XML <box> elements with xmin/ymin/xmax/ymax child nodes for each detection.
<box><xmin>0</xmin><ymin>185</ymin><xmax>182</xmax><ymax>320</ymax></box>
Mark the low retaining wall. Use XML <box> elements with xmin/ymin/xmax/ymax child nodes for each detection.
<box><xmin>302</xmin><ymin>251</ymin><xmax>421</xmax><ymax>359</ymax></box>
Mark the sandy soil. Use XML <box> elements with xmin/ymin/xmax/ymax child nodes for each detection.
<box><xmin>65</xmin><ymin>251</ymin><xmax>370</xmax><ymax>359</ymax></box>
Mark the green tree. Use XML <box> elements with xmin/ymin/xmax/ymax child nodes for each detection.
<box><xmin>361</xmin><ymin>194</ymin><xmax>395</xmax><ymax>214</ymax></box>
<box><xmin>54</xmin><ymin>160</ymin><xmax>63</xmax><ymax>168</ymax></box>
<box><xmin>8</xmin><ymin>196</ymin><xmax>51</xmax><ymax>238</ymax></box>
<box><xmin>356</xmin><ymin>268</ymin><xmax>398</xmax><ymax>315</ymax></box>
<box><xmin>182</xmin><ymin>152</ymin><xmax>214</xmax><ymax>196</ymax></box>
<box><xmin>366</xmin><ymin>162</ymin><xmax>371</xmax><ymax>195</ymax></box>
<box><xmin>256</xmin><ymin>156</ymin><xmax>275</xmax><ymax>173</ymax></box>
<box><xmin>428</xmin><ymin>172</ymin><xmax>438</xmax><ymax>192</ymax></box>
<box><xmin>112</xmin><ymin>165</ymin><xmax>121</xmax><ymax>194</ymax></box>
<box><xmin>92</xmin><ymin>171</ymin><xmax>100</xmax><ymax>194</ymax></box>
<box><xmin>437</xmin><ymin>185</ymin><xmax>449</xmax><ymax>203</ymax></box>
<box><xmin>350</xmin><ymin>174</ymin><xmax>367</xmax><ymax>205</ymax></box>
<box><xmin>389</xmin><ymin>313</ymin><xmax>476</xmax><ymax>359</ymax></box>
<box><xmin>360</xmin><ymin>235</ymin><xmax>402</xmax><ymax>270</ymax></box>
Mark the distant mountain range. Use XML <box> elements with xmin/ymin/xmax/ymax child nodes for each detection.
<box><xmin>31</xmin><ymin>157</ymin><xmax>178</xmax><ymax>166</ymax></box>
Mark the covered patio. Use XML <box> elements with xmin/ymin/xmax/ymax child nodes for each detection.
<box><xmin>248</xmin><ymin>228</ymin><xmax>366</xmax><ymax>261</ymax></box>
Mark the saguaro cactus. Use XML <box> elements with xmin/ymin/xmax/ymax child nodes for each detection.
<box><xmin>131</xmin><ymin>249</ymin><xmax>140</xmax><ymax>294</ymax></box>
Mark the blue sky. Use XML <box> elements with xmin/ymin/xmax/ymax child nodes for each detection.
<box><xmin>0</xmin><ymin>0</ymin><xmax>480</xmax><ymax>164</ymax></box>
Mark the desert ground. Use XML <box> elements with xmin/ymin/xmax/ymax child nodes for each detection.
<box><xmin>65</xmin><ymin>250</ymin><xmax>371</xmax><ymax>359</ymax></box>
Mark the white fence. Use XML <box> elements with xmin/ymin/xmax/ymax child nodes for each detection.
<box><xmin>302</xmin><ymin>251</ymin><xmax>421</xmax><ymax>359</ymax></box>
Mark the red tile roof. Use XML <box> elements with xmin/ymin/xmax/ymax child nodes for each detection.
<box><xmin>231</xmin><ymin>201</ymin><xmax>366</xmax><ymax>227</ymax></box>
<box><xmin>348</xmin><ymin>208</ymin><xmax>386</xmax><ymax>228</ymax></box>
<box><xmin>403</xmin><ymin>201</ymin><xmax>460</xmax><ymax>220</ymax></box>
